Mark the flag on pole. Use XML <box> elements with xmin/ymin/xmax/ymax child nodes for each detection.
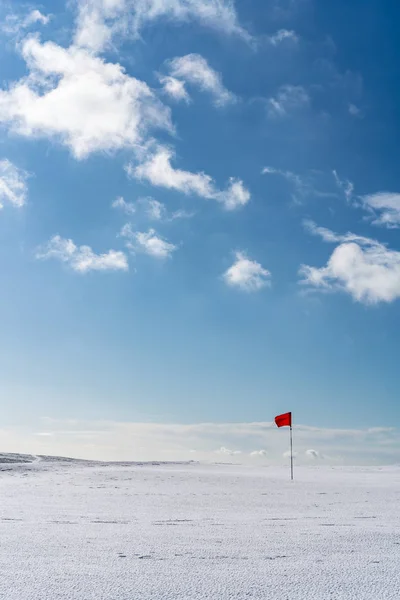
<box><xmin>275</xmin><ymin>411</ymin><xmax>294</xmax><ymax>480</ymax></box>
<box><xmin>275</xmin><ymin>412</ymin><xmax>292</xmax><ymax>428</ymax></box>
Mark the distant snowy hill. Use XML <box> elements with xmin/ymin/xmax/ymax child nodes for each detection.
<box><xmin>0</xmin><ymin>453</ymin><xmax>38</xmax><ymax>464</ymax></box>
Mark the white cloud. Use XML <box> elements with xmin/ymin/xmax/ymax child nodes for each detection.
<box><xmin>348</xmin><ymin>103</ymin><xmax>362</xmax><ymax>117</ymax></box>
<box><xmin>224</xmin><ymin>252</ymin><xmax>271</xmax><ymax>292</ymax></box>
<box><xmin>135</xmin><ymin>229</ymin><xmax>177</xmax><ymax>258</ymax></box>
<box><xmin>0</xmin><ymin>159</ymin><xmax>28</xmax><ymax>208</ymax></box>
<box><xmin>333</xmin><ymin>170</ymin><xmax>354</xmax><ymax>202</ymax></box>
<box><xmin>268</xmin><ymin>29</ymin><xmax>298</xmax><ymax>45</ymax></box>
<box><xmin>74</xmin><ymin>0</ymin><xmax>251</xmax><ymax>53</ymax></box>
<box><xmin>170</xmin><ymin>208</ymin><xmax>196</xmax><ymax>220</ymax></box>
<box><xmin>250</xmin><ymin>449</ymin><xmax>267</xmax><ymax>457</ymax></box>
<box><xmin>73</xmin><ymin>0</ymin><xmax>121</xmax><ymax>52</ymax></box>
<box><xmin>262</xmin><ymin>167</ymin><xmax>337</xmax><ymax>204</ymax></box>
<box><xmin>303</xmin><ymin>219</ymin><xmax>345</xmax><ymax>243</ymax></box>
<box><xmin>262</xmin><ymin>166</ymin><xmax>304</xmax><ymax>191</ymax></box>
<box><xmin>0</xmin><ymin>36</ymin><xmax>173</xmax><ymax>159</ymax></box>
<box><xmin>139</xmin><ymin>197</ymin><xmax>166</xmax><ymax>220</ymax></box>
<box><xmin>333</xmin><ymin>173</ymin><xmax>400</xmax><ymax>229</ymax></box>
<box><xmin>218</xmin><ymin>178</ymin><xmax>251</xmax><ymax>210</ymax></box>
<box><xmin>25</xmin><ymin>9</ymin><xmax>51</xmax><ymax>27</ymax></box>
<box><xmin>121</xmin><ymin>224</ymin><xmax>177</xmax><ymax>258</ymax></box>
<box><xmin>129</xmin><ymin>146</ymin><xmax>250</xmax><ymax>210</ymax></box>
<box><xmin>137</xmin><ymin>197</ymin><xmax>194</xmax><ymax>221</ymax></box>
<box><xmin>158</xmin><ymin>75</ymin><xmax>190</xmax><ymax>103</ymax></box>
<box><xmin>36</xmin><ymin>235</ymin><xmax>128</xmax><ymax>273</ymax></box>
<box><xmin>166</xmin><ymin>54</ymin><xmax>236</xmax><ymax>107</ymax></box>
<box><xmin>361</xmin><ymin>192</ymin><xmax>400</xmax><ymax>229</ymax></box>
<box><xmin>218</xmin><ymin>446</ymin><xmax>242</xmax><ymax>456</ymax></box>
<box><xmin>111</xmin><ymin>196</ymin><xmax>136</xmax><ymax>215</ymax></box>
<box><xmin>267</xmin><ymin>85</ymin><xmax>309</xmax><ymax>118</ymax></box>
<box><xmin>300</xmin><ymin>223</ymin><xmax>400</xmax><ymax>304</ymax></box>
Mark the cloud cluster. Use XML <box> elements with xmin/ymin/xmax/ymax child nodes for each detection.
<box><xmin>0</xmin><ymin>0</ymin><xmax>252</xmax><ymax>281</ymax></box>
<box><xmin>0</xmin><ymin>159</ymin><xmax>29</xmax><ymax>208</ymax></box>
<box><xmin>36</xmin><ymin>235</ymin><xmax>128</xmax><ymax>272</ymax></box>
<box><xmin>128</xmin><ymin>146</ymin><xmax>250</xmax><ymax>210</ymax></box>
<box><xmin>224</xmin><ymin>252</ymin><xmax>271</xmax><ymax>291</ymax></box>
<box><xmin>4</xmin><ymin>418</ymin><xmax>398</xmax><ymax>464</ymax></box>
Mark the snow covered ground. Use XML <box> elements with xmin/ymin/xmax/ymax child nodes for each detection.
<box><xmin>0</xmin><ymin>457</ymin><xmax>399</xmax><ymax>599</ymax></box>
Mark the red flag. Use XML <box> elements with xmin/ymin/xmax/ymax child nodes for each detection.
<box><xmin>275</xmin><ymin>412</ymin><xmax>292</xmax><ymax>428</ymax></box>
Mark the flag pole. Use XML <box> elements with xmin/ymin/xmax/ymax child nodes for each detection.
<box><xmin>290</xmin><ymin>425</ymin><xmax>294</xmax><ymax>481</ymax></box>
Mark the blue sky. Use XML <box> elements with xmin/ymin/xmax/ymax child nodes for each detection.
<box><xmin>0</xmin><ymin>0</ymin><xmax>399</xmax><ymax>464</ymax></box>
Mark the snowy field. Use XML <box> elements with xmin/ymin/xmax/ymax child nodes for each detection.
<box><xmin>0</xmin><ymin>456</ymin><xmax>399</xmax><ymax>599</ymax></box>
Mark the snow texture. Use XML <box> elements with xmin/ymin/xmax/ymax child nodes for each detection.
<box><xmin>0</xmin><ymin>456</ymin><xmax>399</xmax><ymax>599</ymax></box>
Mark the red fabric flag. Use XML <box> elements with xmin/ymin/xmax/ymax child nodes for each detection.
<box><xmin>275</xmin><ymin>412</ymin><xmax>292</xmax><ymax>428</ymax></box>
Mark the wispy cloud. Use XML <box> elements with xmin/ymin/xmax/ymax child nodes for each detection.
<box><xmin>224</xmin><ymin>252</ymin><xmax>271</xmax><ymax>292</ymax></box>
<box><xmin>114</xmin><ymin>195</ymin><xmax>195</xmax><ymax>223</ymax></box>
<box><xmin>262</xmin><ymin>167</ymin><xmax>339</xmax><ymax>204</ymax></box>
<box><xmin>0</xmin><ymin>159</ymin><xmax>29</xmax><ymax>208</ymax></box>
<box><xmin>333</xmin><ymin>170</ymin><xmax>354</xmax><ymax>202</ymax></box>
<box><xmin>128</xmin><ymin>146</ymin><xmax>250</xmax><ymax>210</ymax></box>
<box><xmin>74</xmin><ymin>0</ymin><xmax>251</xmax><ymax>53</ymax></box>
<box><xmin>139</xmin><ymin>197</ymin><xmax>195</xmax><ymax>221</ymax></box>
<box><xmin>111</xmin><ymin>196</ymin><xmax>136</xmax><ymax>215</ymax></box>
<box><xmin>158</xmin><ymin>74</ymin><xmax>191</xmax><ymax>103</ymax></box>
<box><xmin>25</xmin><ymin>9</ymin><xmax>51</xmax><ymax>26</ymax></box>
<box><xmin>36</xmin><ymin>235</ymin><xmax>128</xmax><ymax>273</ymax></box>
<box><xmin>301</xmin><ymin>222</ymin><xmax>400</xmax><ymax>304</ymax></box>
<box><xmin>169</xmin><ymin>208</ymin><xmax>196</xmax><ymax>221</ymax></box>
<box><xmin>268</xmin><ymin>29</ymin><xmax>298</xmax><ymax>45</ymax></box>
<box><xmin>217</xmin><ymin>446</ymin><xmax>242</xmax><ymax>456</ymax></box>
<box><xmin>261</xmin><ymin>165</ymin><xmax>320</xmax><ymax>204</ymax></box>
<box><xmin>166</xmin><ymin>54</ymin><xmax>236</xmax><ymax>107</ymax></box>
<box><xmin>262</xmin><ymin>166</ymin><xmax>304</xmax><ymax>190</ymax></box>
<box><xmin>361</xmin><ymin>192</ymin><xmax>400</xmax><ymax>229</ymax></box>
<box><xmin>303</xmin><ymin>219</ymin><xmax>348</xmax><ymax>243</ymax></box>
<box><xmin>139</xmin><ymin>197</ymin><xmax>166</xmax><ymax>221</ymax></box>
<box><xmin>348</xmin><ymin>103</ymin><xmax>362</xmax><ymax>117</ymax></box>
<box><xmin>2</xmin><ymin>9</ymin><xmax>51</xmax><ymax>35</ymax></box>
<box><xmin>267</xmin><ymin>85</ymin><xmax>309</xmax><ymax>118</ymax></box>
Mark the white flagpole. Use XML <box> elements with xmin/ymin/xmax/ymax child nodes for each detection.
<box><xmin>290</xmin><ymin>424</ymin><xmax>294</xmax><ymax>481</ymax></box>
